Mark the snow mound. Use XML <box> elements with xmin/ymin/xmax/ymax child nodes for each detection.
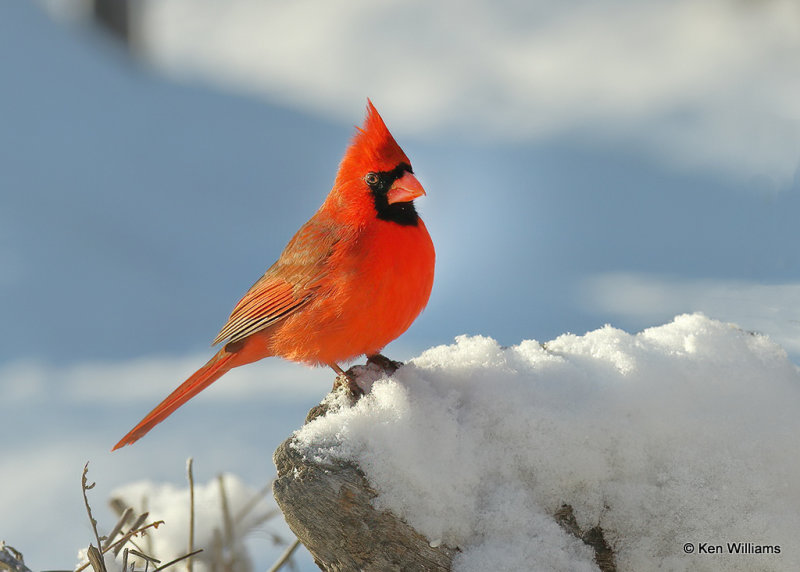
<box><xmin>294</xmin><ymin>314</ymin><xmax>800</xmax><ymax>571</ymax></box>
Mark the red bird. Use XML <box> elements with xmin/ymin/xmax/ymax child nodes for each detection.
<box><xmin>113</xmin><ymin>101</ymin><xmax>435</xmax><ymax>450</ymax></box>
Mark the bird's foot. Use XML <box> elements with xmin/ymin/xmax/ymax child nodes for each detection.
<box><xmin>325</xmin><ymin>356</ymin><xmax>401</xmax><ymax>400</ymax></box>
<box><xmin>332</xmin><ymin>370</ymin><xmax>365</xmax><ymax>397</ymax></box>
<box><xmin>366</xmin><ymin>353</ymin><xmax>404</xmax><ymax>375</ymax></box>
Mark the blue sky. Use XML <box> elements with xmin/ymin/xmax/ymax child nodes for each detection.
<box><xmin>2</xmin><ymin>0</ymin><xmax>800</xmax><ymax>569</ymax></box>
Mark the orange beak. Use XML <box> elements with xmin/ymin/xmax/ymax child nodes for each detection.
<box><xmin>386</xmin><ymin>171</ymin><xmax>426</xmax><ymax>204</ymax></box>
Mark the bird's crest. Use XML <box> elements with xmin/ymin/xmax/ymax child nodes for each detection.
<box><xmin>345</xmin><ymin>100</ymin><xmax>410</xmax><ymax>172</ymax></box>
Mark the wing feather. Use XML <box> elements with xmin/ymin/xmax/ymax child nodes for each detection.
<box><xmin>211</xmin><ymin>218</ymin><xmax>343</xmax><ymax>346</ymax></box>
<box><xmin>212</xmin><ymin>277</ymin><xmax>311</xmax><ymax>345</ymax></box>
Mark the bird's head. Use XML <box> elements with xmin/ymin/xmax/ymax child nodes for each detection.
<box><xmin>327</xmin><ymin>100</ymin><xmax>426</xmax><ymax>226</ymax></box>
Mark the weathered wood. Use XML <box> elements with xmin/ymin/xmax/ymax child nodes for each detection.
<box><xmin>0</xmin><ymin>544</ymin><xmax>33</xmax><ymax>572</ymax></box>
<box><xmin>273</xmin><ymin>368</ymin><xmax>616</xmax><ymax>571</ymax></box>
<box><xmin>273</xmin><ymin>390</ymin><xmax>456</xmax><ymax>571</ymax></box>
<box><xmin>554</xmin><ymin>504</ymin><xmax>616</xmax><ymax>572</ymax></box>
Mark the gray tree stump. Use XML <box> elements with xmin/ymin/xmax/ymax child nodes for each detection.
<box><xmin>273</xmin><ymin>385</ymin><xmax>455</xmax><ymax>572</ymax></box>
<box><xmin>273</xmin><ymin>369</ymin><xmax>616</xmax><ymax>572</ymax></box>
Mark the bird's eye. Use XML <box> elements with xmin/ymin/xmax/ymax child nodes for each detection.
<box><xmin>365</xmin><ymin>172</ymin><xmax>380</xmax><ymax>187</ymax></box>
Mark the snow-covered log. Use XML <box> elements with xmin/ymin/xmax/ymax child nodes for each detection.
<box><xmin>273</xmin><ymin>388</ymin><xmax>457</xmax><ymax>571</ymax></box>
<box><xmin>273</xmin><ymin>315</ymin><xmax>800</xmax><ymax>571</ymax></box>
<box><xmin>273</xmin><ymin>369</ymin><xmax>616</xmax><ymax>571</ymax></box>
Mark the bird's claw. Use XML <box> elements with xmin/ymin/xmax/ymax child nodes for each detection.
<box><xmin>328</xmin><ymin>354</ymin><xmax>402</xmax><ymax>398</ymax></box>
<box><xmin>333</xmin><ymin>371</ymin><xmax>365</xmax><ymax>396</ymax></box>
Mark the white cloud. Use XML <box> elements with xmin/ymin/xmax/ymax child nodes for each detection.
<box><xmin>131</xmin><ymin>0</ymin><xmax>800</xmax><ymax>184</ymax></box>
<box><xmin>582</xmin><ymin>272</ymin><xmax>800</xmax><ymax>356</ymax></box>
<box><xmin>0</xmin><ymin>353</ymin><xmax>332</xmax><ymax>405</ymax></box>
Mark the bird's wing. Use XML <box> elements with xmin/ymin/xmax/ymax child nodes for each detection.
<box><xmin>211</xmin><ymin>275</ymin><xmax>312</xmax><ymax>345</ymax></box>
<box><xmin>211</xmin><ymin>219</ymin><xmax>343</xmax><ymax>346</ymax></box>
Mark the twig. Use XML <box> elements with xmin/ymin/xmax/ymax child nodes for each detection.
<box><xmin>86</xmin><ymin>546</ymin><xmax>106</xmax><ymax>572</ymax></box>
<box><xmin>74</xmin><ymin>464</ymin><xmax>208</xmax><ymax>572</ymax></box>
<box><xmin>103</xmin><ymin>507</ymin><xmax>134</xmax><ymax>550</ymax></box>
<box><xmin>267</xmin><ymin>538</ymin><xmax>301</xmax><ymax>572</ymax></box>
<box><xmin>76</xmin><ymin>519</ymin><xmax>165</xmax><ymax>572</ymax></box>
<box><xmin>208</xmin><ymin>529</ymin><xmax>222</xmax><ymax>565</ymax></box>
<box><xmin>142</xmin><ymin>496</ymin><xmax>152</xmax><ymax>557</ymax></box>
<box><xmin>217</xmin><ymin>474</ymin><xmax>234</xmax><ymax>547</ymax></box>
<box><xmin>104</xmin><ymin>519</ymin><xmax>164</xmax><ymax>559</ymax></box>
<box><xmin>127</xmin><ymin>549</ymin><xmax>159</xmax><ymax>565</ymax></box>
<box><xmin>110</xmin><ymin>512</ymin><xmax>151</xmax><ymax>557</ymax></box>
<box><xmin>232</xmin><ymin>481</ymin><xmax>275</xmax><ymax>525</ymax></box>
<box><xmin>81</xmin><ymin>463</ymin><xmax>107</xmax><ymax>572</ymax></box>
<box><xmin>152</xmin><ymin>550</ymin><xmax>203</xmax><ymax>572</ymax></box>
<box><xmin>186</xmin><ymin>458</ymin><xmax>195</xmax><ymax>572</ymax></box>
<box><xmin>81</xmin><ymin>464</ymin><xmax>104</xmax><ymax>553</ymax></box>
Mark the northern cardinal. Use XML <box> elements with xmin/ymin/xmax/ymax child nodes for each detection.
<box><xmin>113</xmin><ymin>101</ymin><xmax>434</xmax><ymax>450</ymax></box>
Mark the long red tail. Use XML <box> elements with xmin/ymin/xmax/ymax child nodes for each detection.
<box><xmin>113</xmin><ymin>348</ymin><xmax>240</xmax><ymax>450</ymax></box>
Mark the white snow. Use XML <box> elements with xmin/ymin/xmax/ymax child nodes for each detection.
<box><xmin>293</xmin><ymin>314</ymin><xmax>800</xmax><ymax>571</ymax></box>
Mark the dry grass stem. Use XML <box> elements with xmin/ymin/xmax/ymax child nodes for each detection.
<box><xmin>152</xmin><ymin>550</ymin><xmax>203</xmax><ymax>572</ymax></box>
<box><xmin>111</xmin><ymin>512</ymin><xmax>152</xmax><ymax>556</ymax></box>
<box><xmin>81</xmin><ymin>463</ymin><xmax>105</xmax><ymax>559</ymax></box>
<box><xmin>216</xmin><ymin>475</ymin><xmax>234</xmax><ymax>547</ymax></box>
<box><xmin>266</xmin><ymin>538</ymin><xmax>301</xmax><ymax>572</ymax></box>
<box><xmin>77</xmin><ymin>466</ymin><xmax>200</xmax><ymax>572</ymax></box>
<box><xmin>104</xmin><ymin>520</ymin><xmax>165</xmax><ymax>559</ymax></box>
<box><xmin>85</xmin><ymin>546</ymin><xmax>106</xmax><ymax>572</ymax></box>
<box><xmin>103</xmin><ymin>507</ymin><xmax>134</xmax><ymax>551</ymax></box>
<box><xmin>126</xmin><ymin>549</ymin><xmax>159</xmax><ymax>565</ymax></box>
<box><xmin>232</xmin><ymin>482</ymin><xmax>277</xmax><ymax>526</ymax></box>
<box><xmin>186</xmin><ymin>458</ymin><xmax>195</xmax><ymax>572</ymax></box>
<box><xmin>50</xmin><ymin>462</ymin><xmax>296</xmax><ymax>571</ymax></box>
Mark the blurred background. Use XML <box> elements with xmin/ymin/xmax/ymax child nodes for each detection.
<box><xmin>2</xmin><ymin>0</ymin><xmax>799</xmax><ymax>568</ymax></box>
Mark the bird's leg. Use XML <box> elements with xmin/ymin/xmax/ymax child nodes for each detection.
<box><xmin>328</xmin><ymin>363</ymin><xmax>364</xmax><ymax>395</ymax></box>
<box><xmin>366</xmin><ymin>353</ymin><xmax>403</xmax><ymax>375</ymax></box>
